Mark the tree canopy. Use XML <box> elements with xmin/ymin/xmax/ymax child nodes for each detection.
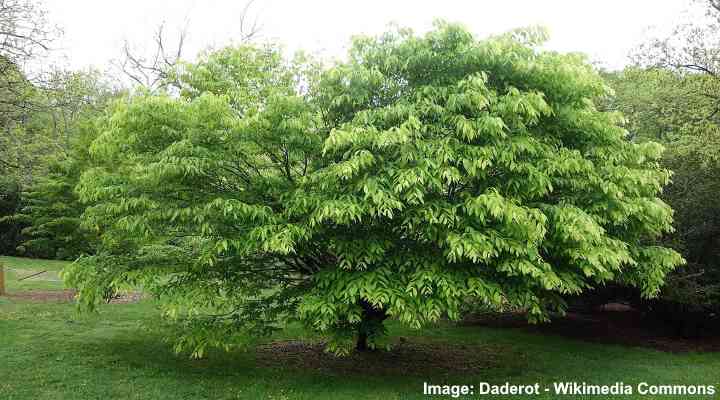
<box><xmin>598</xmin><ymin>0</ymin><xmax>720</xmax><ymax>319</ymax></box>
<box><xmin>64</xmin><ymin>23</ymin><xmax>683</xmax><ymax>355</ymax></box>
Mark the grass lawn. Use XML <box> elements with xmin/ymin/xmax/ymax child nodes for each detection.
<box><xmin>1</xmin><ymin>257</ymin><xmax>719</xmax><ymax>399</ymax></box>
<box><xmin>1</xmin><ymin>256</ymin><xmax>70</xmax><ymax>292</ymax></box>
<box><xmin>0</xmin><ymin>255</ymin><xmax>73</xmax><ymax>272</ymax></box>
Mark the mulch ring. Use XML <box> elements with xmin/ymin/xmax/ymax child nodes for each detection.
<box><xmin>4</xmin><ymin>289</ymin><xmax>144</xmax><ymax>304</ymax></box>
<box><xmin>462</xmin><ymin>311</ymin><xmax>720</xmax><ymax>353</ymax></box>
<box><xmin>255</xmin><ymin>339</ymin><xmax>510</xmax><ymax>376</ymax></box>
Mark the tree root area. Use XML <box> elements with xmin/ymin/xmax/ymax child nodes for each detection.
<box><xmin>255</xmin><ymin>339</ymin><xmax>511</xmax><ymax>376</ymax></box>
<box><xmin>4</xmin><ymin>289</ymin><xmax>143</xmax><ymax>304</ymax></box>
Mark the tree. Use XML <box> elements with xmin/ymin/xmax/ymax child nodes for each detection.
<box><xmin>0</xmin><ymin>0</ymin><xmax>66</xmax><ymax>183</ymax></box>
<box><xmin>1</xmin><ymin>69</ymin><xmax>119</xmax><ymax>259</ymax></box>
<box><xmin>633</xmin><ymin>0</ymin><xmax>720</xmax><ymax>121</ymax></box>
<box><xmin>67</xmin><ymin>44</ymin><xmax>322</xmax><ymax>357</ymax></box>
<box><xmin>0</xmin><ymin>175</ymin><xmax>23</xmax><ymax>254</ymax></box>
<box><xmin>112</xmin><ymin>22</ymin><xmax>188</xmax><ymax>93</ymax></box>
<box><xmin>604</xmin><ymin>68</ymin><xmax>720</xmax><ymax>334</ymax></box>
<box><xmin>0</xmin><ymin>68</ymin><xmax>116</xmax><ymax>183</ymax></box>
<box><xmin>0</xmin><ymin>60</ymin><xmax>36</xmax><ymax>176</ymax></box>
<box><xmin>111</xmin><ymin>0</ymin><xmax>262</xmax><ymax>93</ymax></box>
<box><xmin>661</xmin><ymin>140</ymin><xmax>720</xmax><ymax>324</ymax></box>
<box><xmin>66</xmin><ymin>24</ymin><xmax>682</xmax><ymax>356</ymax></box>
<box><xmin>13</xmin><ymin>119</ymin><xmax>100</xmax><ymax>259</ymax></box>
<box><xmin>601</xmin><ymin>68</ymin><xmax>714</xmax><ymax>141</ymax></box>
<box><xmin>0</xmin><ymin>0</ymin><xmax>56</xmax><ymax>64</ymax></box>
<box><xmin>617</xmin><ymin>0</ymin><xmax>720</xmax><ymax>335</ymax></box>
<box><xmin>0</xmin><ymin>0</ymin><xmax>59</xmax><ymax>139</ymax></box>
<box><xmin>294</xmin><ymin>24</ymin><xmax>683</xmax><ymax>351</ymax></box>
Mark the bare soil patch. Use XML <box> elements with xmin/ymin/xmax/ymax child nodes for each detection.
<box><xmin>462</xmin><ymin>311</ymin><xmax>720</xmax><ymax>353</ymax></box>
<box><xmin>5</xmin><ymin>289</ymin><xmax>76</xmax><ymax>302</ymax></box>
<box><xmin>255</xmin><ymin>339</ymin><xmax>511</xmax><ymax>376</ymax></box>
<box><xmin>3</xmin><ymin>290</ymin><xmax>144</xmax><ymax>304</ymax></box>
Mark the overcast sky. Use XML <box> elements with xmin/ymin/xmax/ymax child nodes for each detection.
<box><xmin>42</xmin><ymin>0</ymin><xmax>690</xmax><ymax>72</ymax></box>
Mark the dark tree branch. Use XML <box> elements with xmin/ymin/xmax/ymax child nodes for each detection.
<box><xmin>111</xmin><ymin>20</ymin><xmax>189</xmax><ymax>92</ymax></box>
<box><xmin>709</xmin><ymin>0</ymin><xmax>720</xmax><ymax>13</ymax></box>
<box><xmin>238</xmin><ymin>0</ymin><xmax>262</xmax><ymax>43</ymax></box>
<box><xmin>0</xmin><ymin>0</ymin><xmax>60</xmax><ymax>124</ymax></box>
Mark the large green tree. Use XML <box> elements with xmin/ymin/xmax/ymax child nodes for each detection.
<box><xmin>66</xmin><ymin>24</ymin><xmax>682</xmax><ymax>355</ymax></box>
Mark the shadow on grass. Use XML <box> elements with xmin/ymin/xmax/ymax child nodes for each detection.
<box><xmin>77</xmin><ymin>330</ymin><xmax>526</xmax><ymax>381</ymax></box>
<box><xmin>5</xmin><ymin>301</ymin><xmax>720</xmax><ymax>400</ymax></box>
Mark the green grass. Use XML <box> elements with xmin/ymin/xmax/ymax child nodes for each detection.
<box><xmin>1</xmin><ymin>257</ymin><xmax>719</xmax><ymax>399</ymax></box>
<box><xmin>0</xmin><ymin>255</ymin><xmax>72</xmax><ymax>272</ymax></box>
<box><xmin>0</xmin><ymin>256</ymin><xmax>69</xmax><ymax>292</ymax></box>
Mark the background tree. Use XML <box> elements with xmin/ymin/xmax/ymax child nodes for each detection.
<box><xmin>1</xmin><ymin>0</ymin><xmax>60</xmax><ymax>168</ymax></box>
<box><xmin>602</xmin><ymin>68</ymin><xmax>714</xmax><ymax>141</ymax></box>
<box><xmin>0</xmin><ymin>0</ymin><xmax>59</xmax><ymax>255</ymax></box>
<box><xmin>1</xmin><ymin>69</ymin><xmax>119</xmax><ymax>258</ymax></box>
<box><xmin>66</xmin><ymin>24</ymin><xmax>682</xmax><ymax>356</ymax></box>
<box><xmin>634</xmin><ymin>0</ymin><xmax>720</xmax><ymax>122</ymax></box>
<box><xmin>601</xmin><ymin>68</ymin><xmax>720</xmax><ymax>334</ymax></box>
<box><xmin>599</xmin><ymin>0</ymin><xmax>720</xmax><ymax>335</ymax></box>
<box><xmin>0</xmin><ymin>0</ymin><xmax>58</xmax><ymax>110</ymax></box>
<box><xmin>0</xmin><ymin>0</ymin><xmax>56</xmax><ymax>64</ymax></box>
<box><xmin>112</xmin><ymin>22</ymin><xmax>188</xmax><ymax>93</ymax></box>
<box><xmin>13</xmin><ymin>115</ymin><xmax>104</xmax><ymax>259</ymax></box>
<box><xmin>0</xmin><ymin>174</ymin><xmax>23</xmax><ymax>254</ymax></box>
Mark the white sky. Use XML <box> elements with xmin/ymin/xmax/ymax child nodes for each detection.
<box><xmin>42</xmin><ymin>0</ymin><xmax>691</xmax><ymax>72</ymax></box>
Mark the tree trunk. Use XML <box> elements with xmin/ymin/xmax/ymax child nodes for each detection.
<box><xmin>355</xmin><ymin>300</ymin><xmax>387</xmax><ymax>352</ymax></box>
<box><xmin>356</xmin><ymin>330</ymin><xmax>368</xmax><ymax>352</ymax></box>
<box><xmin>0</xmin><ymin>263</ymin><xmax>5</xmax><ymax>296</ymax></box>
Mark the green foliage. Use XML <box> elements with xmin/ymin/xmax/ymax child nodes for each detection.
<box><xmin>594</xmin><ymin>0</ymin><xmax>720</xmax><ymax>322</ymax></box>
<box><xmin>0</xmin><ymin>176</ymin><xmax>25</xmax><ymax>254</ymax></box>
<box><xmin>15</xmin><ymin>152</ymin><xmax>96</xmax><ymax>260</ymax></box>
<box><xmin>173</xmin><ymin>44</ymin><xmax>309</xmax><ymax>114</ymax></box>
<box><xmin>66</xmin><ymin>24</ymin><xmax>682</xmax><ymax>356</ymax></box>
<box><xmin>602</xmin><ymin>68</ymin><xmax>717</xmax><ymax>141</ymax></box>
<box><xmin>293</xmin><ymin>23</ymin><xmax>681</xmax><ymax>352</ymax></box>
<box><xmin>3</xmin><ymin>70</ymin><xmax>118</xmax><ymax>260</ymax></box>
<box><xmin>604</xmin><ymin>67</ymin><xmax>720</xmax><ymax>314</ymax></box>
<box><xmin>66</xmin><ymin>44</ymin><xmax>322</xmax><ymax>357</ymax></box>
<box><xmin>663</xmin><ymin>126</ymin><xmax>720</xmax><ymax>310</ymax></box>
<box><xmin>0</xmin><ymin>69</ymin><xmax>116</xmax><ymax>179</ymax></box>
<box><xmin>0</xmin><ymin>60</ymin><xmax>40</xmax><ymax>179</ymax></box>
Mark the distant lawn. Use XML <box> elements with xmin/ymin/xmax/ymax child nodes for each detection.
<box><xmin>0</xmin><ymin>256</ymin><xmax>70</xmax><ymax>292</ymax></box>
<box><xmin>0</xmin><ymin>256</ymin><xmax>72</xmax><ymax>272</ymax></box>
<box><xmin>1</xmin><ymin>257</ymin><xmax>719</xmax><ymax>399</ymax></box>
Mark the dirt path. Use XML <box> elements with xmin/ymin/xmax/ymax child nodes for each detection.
<box><xmin>3</xmin><ymin>289</ymin><xmax>144</xmax><ymax>304</ymax></box>
<box><xmin>5</xmin><ymin>289</ymin><xmax>76</xmax><ymax>302</ymax></box>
